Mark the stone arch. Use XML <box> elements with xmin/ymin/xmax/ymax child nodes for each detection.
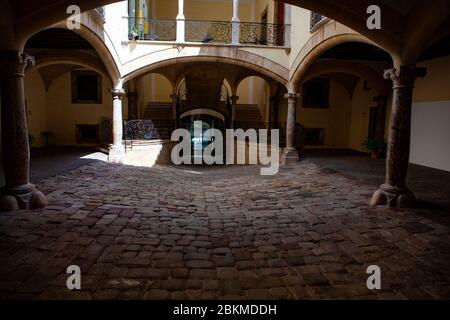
<box><xmin>121</xmin><ymin>47</ymin><xmax>290</xmax><ymax>86</ymax></box>
<box><xmin>49</xmin><ymin>11</ymin><xmax>121</xmax><ymax>85</ymax></box>
<box><xmin>29</xmin><ymin>51</ymin><xmax>110</xmax><ymax>80</ymax></box>
<box><xmin>290</xmin><ymin>23</ymin><xmax>384</xmax><ymax>90</ymax></box>
<box><xmin>302</xmin><ymin>60</ymin><xmax>390</xmax><ymax>96</ymax></box>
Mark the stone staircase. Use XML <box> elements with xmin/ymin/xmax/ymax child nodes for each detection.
<box><xmin>235</xmin><ymin>104</ymin><xmax>264</xmax><ymax>123</ymax></box>
<box><xmin>142</xmin><ymin>102</ymin><xmax>174</xmax><ymax>139</ymax></box>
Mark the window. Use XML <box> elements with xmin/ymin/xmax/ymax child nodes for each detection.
<box><xmin>303</xmin><ymin>77</ymin><xmax>330</xmax><ymax>109</ymax></box>
<box><xmin>71</xmin><ymin>71</ymin><xmax>102</xmax><ymax>104</ymax></box>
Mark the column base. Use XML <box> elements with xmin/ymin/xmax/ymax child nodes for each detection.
<box><xmin>370</xmin><ymin>184</ymin><xmax>416</xmax><ymax>208</ymax></box>
<box><xmin>282</xmin><ymin>148</ymin><xmax>299</xmax><ymax>165</ymax></box>
<box><xmin>0</xmin><ymin>184</ymin><xmax>48</xmax><ymax>212</ymax></box>
<box><xmin>108</xmin><ymin>145</ymin><xmax>125</xmax><ymax>163</ymax></box>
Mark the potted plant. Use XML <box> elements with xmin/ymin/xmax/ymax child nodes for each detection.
<box><xmin>129</xmin><ymin>26</ymin><xmax>139</xmax><ymax>41</ymax></box>
<box><xmin>363</xmin><ymin>139</ymin><xmax>387</xmax><ymax>159</ymax></box>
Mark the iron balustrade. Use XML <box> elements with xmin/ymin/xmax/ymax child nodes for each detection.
<box><xmin>310</xmin><ymin>12</ymin><xmax>327</xmax><ymax>31</ymax></box>
<box><xmin>124</xmin><ymin>120</ymin><xmax>162</xmax><ymax>141</ymax></box>
<box><xmin>127</xmin><ymin>18</ymin><xmax>289</xmax><ymax>46</ymax></box>
<box><xmin>185</xmin><ymin>20</ymin><xmax>231</xmax><ymax>43</ymax></box>
<box><xmin>240</xmin><ymin>22</ymin><xmax>287</xmax><ymax>46</ymax></box>
<box><xmin>128</xmin><ymin>18</ymin><xmax>177</xmax><ymax>41</ymax></box>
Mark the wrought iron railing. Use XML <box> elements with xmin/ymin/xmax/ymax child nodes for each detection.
<box><xmin>240</xmin><ymin>23</ymin><xmax>287</xmax><ymax>46</ymax></box>
<box><xmin>127</xmin><ymin>18</ymin><xmax>289</xmax><ymax>46</ymax></box>
<box><xmin>124</xmin><ymin>120</ymin><xmax>162</xmax><ymax>141</ymax></box>
<box><xmin>128</xmin><ymin>18</ymin><xmax>177</xmax><ymax>41</ymax></box>
<box><xmin>185</xmin><ymin>20</ymin><xmax>231</xmax><ymax>43</ymax></box>
<box><xmin>310</xmin><ymin>12</ymin><xmax>327</xmax><ymax>31</ymax></box>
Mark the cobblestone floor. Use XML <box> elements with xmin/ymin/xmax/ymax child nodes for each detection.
<box><xmin>1</xmin><ymin>159</ymin><xmax>450</xmax><ymax>300</ymax></box>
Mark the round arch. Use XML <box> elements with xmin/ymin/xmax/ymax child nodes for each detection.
<box><xmin>180</xmin><ymin>109</ymin><xmax>225</xmax><ymax>122</ymax></box>
<box><xmin>290</xmin><ymin>31</ymin><xmax>388</xmax><ymax>89</ymax></box>
<box><xmin>121</xmin><ymin>48</ymin><xmax>290</xmax><ymax>86</ymax></box>
<box><xmin>49</xmin><ymin>14</ymin><xmax>121</xmax><ymax>85</ymax></box>
<box><xmin>302</xmin><ymin>60</ymin><xmax>390</xmax><ymax>96</ymax></box>
<box><xmin>29</xmin><ymin>51</ymin><xmax>110</xmax><ymax>80</ymax></box>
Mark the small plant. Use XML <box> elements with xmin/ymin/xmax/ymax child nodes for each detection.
<box><xmin>129</xmin><ymin>26</ymin><xmax>139</xmax><ymax>40</ymax></box>
<box><xmin>363</xmin><ymin>139</ymin><xmax>387</xmax><ymax>159</ymax></box>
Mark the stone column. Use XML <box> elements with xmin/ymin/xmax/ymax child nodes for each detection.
<box><xmin>0</xmin><ymin>51</ymin><xmax>47</xmax><ymax>211</ymax></box>
<box><xmin>230</xmin><ymin>95</ymin><xmax>239</xmax><ymax>129</ymax></box>
<box><xmin>374</xmin><ymin>95</ymin><xmax>387</xmax><ymax>141</ymax></box>
<box><xmin>283</xmin><ymin>92</ymin><xmax>300</xmax><ymax>164</ymax></box>
<box><xmin>109</xmin><ymin>87</ymin><xmax>126</xmax><ymax>162</ymax></box>
<box><xmin>371</xmin><ymin>66</ymin><xmax>426</xmax><ymax>208</ymax></box>
<box><xmin>231</xmin><ymin>0</ymin><xmax>240</xmax><ymax>45</ymax></box>
<box><xmin>176</xmin><ymin>0</ymin><xmax>185</xmax><ymax>43</ymax></box>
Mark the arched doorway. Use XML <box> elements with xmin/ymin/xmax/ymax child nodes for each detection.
<box><xmin>179</xmin><ymin>109</ymin><xmax>225</xmax><ymax>164</ymax></box>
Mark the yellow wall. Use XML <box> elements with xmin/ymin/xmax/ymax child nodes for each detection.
<box><xmin>289</xmin><ymin>7</ymin><xmax>313</xmax><ymax>68</ymax></box>
<box><xmin>278</xmin><ymin>79</ymin><xmax>352</xmax><ymax>149</ymax></box>
<box><xmin>348</xmin><ymin>79</ymin><xmax>377</xmax><ymax>152</ymax></box>
<box><xmin>237</xmin><ymin>76</ymin><xmax>268</xmax><ymax>121</ymax></box>
<box><xmin>25</xmin><ymin>70</ymin><xmax>48</xmax><ymax>147</ymax></box>
<box><xmin>25</xmin><ymin>69</ymin><xmax>123</xmax><ymax>146</ymax></box>
<box><xmin>414</xmin><ymin>55</ymin><xmax>450</xmax><ymax>102</ymax></box>
<box><xmin>153</xmin><ymin>0</ymin><xmax>253</xmax><ymax>21</ymax></box>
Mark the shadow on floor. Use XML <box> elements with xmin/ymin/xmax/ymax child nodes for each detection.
<box><xmin>30</xmin><ymin>146</ymin><xmax>107</xmax><ymax>183</ymax></box>
<box><xmin>303</xmin><ymin>149</ymin><xmax>450</xmax><ymax>224</ymax></box>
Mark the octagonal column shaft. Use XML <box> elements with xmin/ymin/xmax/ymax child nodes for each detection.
<box><xmin>282</xmin><ymin>92</ymin><xmax>299</xmax><ymax>164</ymax></box>
<box><xmin>371</xmin><ymin>66</ymin><xmax>427</xmax><ymax>208</ymax></box>
<box><xmin>109</xmin><ymin>87</ymin><xmax>126</xmax><ymax>163</ymax></box>
<box><xmin>0</xmin><ymin>51</ymin><xmax>47</xmax><ymax>211</ymax></box>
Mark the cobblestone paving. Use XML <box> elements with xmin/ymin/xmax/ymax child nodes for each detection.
<box><xmin>1</xmin><ymin>161</ymin><xmax>450</xmax><ymax>300</ymax></box>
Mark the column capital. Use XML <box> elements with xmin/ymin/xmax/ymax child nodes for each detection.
<box><xmin>0</xmin><ymin>51</ymin><xmax>35</xmax><ymax>76</ymax></box>
<box><xmin>284</xmin><ymin>92</ymin><xmax>300</xmax><ymax>102</ymax></box>
<box><xmin>383</xmin><ymin>66</ymin><xmax>427</xmax><ymax>88</ymax></box>
<box><xmin>111</xmin><ymin>88</ymin><xmax>126</xmax><ymax>99</ymax></box>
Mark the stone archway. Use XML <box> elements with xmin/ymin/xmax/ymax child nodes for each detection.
<box><xmin>121</xmin><ymin>47</ymin><xmax>290</xmax><ymax>86</ymax></box>
<box><xmin>290</xmin><ymin>21</ymin><xmax>380</xmax><ymax>89</ymax></box>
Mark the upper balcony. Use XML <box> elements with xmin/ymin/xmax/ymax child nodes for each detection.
<box><xmin>126</xmin><ymin>0</ymin><xmax>290</xmax><ymax>48</ymax></box>
<box><xmin>127</xmin><ymin>18</ymin><xmax>290</xmax><ymax>47</ymax></box>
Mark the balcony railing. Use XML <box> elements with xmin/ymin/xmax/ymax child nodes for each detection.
<box><xmin>185</xmin><ymin>20</ymin><xmax>231</xmax><ymax>43</ymax></box>
<box><xmin>129</xmin><ymin>18</ymin><xmax>177</xmax><ymax>41</ymax></box>
<box><xmin>240</xmin><ymin>22</ymin><xmax>288</xmax><ymax>46</ymax></box>
<box><xmin>310</xmin><ymin>12</ymin><xmax>327</xmax><ymax>31</ymax></box>
<box><xmin>128</xmin><ymin>18</ymin><xmax>289</xmax><ymax>46</ymax></box>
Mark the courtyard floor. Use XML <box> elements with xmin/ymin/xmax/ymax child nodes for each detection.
<box><xmin>0</xmin><ymin>148</ymin><xmax>450</xmax><ymax>299</ymax></box>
